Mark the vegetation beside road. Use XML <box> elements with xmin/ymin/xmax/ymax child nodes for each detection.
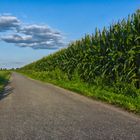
<box><xmin>19</xmin><ymin>70</ymin><xmax>140</xmax><ymax>114</ymax></box>
<box><xmin>19</xmin><ymin>10</ymin><xmax>140</xmax><ymax>114</ymax></box>
<box><xmin>0</xmin><ymin>71</ymin><xmax>11</xmax><ymax>93</ymax></box>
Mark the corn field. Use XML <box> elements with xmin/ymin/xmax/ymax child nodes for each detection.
<box><xmin>21</xmin><ymin>10</ymin><xmax>140</xmax><ymax>93</ymax></box>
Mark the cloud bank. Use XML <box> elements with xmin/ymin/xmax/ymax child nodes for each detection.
<box><xmin>0</xmin><ymin>15</ymin><xmax>65</xmax><ymax>49</ymax></box>
<box><xmin>0</xmin><ymin>15</ymin><xmax>20</xmax><ymax>31</ymax></box>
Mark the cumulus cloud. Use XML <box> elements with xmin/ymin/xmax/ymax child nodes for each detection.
<box><xmin>17</xmin><ymin>24</ymin><xmax>65</xmax><ymax>49</ymax></box>
<box><xmin>0</xmin><ymin>15</ymin><xmax>20</xmax><ymax>31</ymax></box>
<box><xmin>0</xmin><ymin>15</ymin><xmax>65</xmax><ymax>49</ymax></box>
<box><xmin>1</xmin><ymin>34</ymin><xmax>33</xmax><ymax>43</ymax></box>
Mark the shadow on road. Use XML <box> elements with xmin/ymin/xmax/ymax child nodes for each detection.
<box><xmin>0</xmin><ymin>82</ymin><xmax>14</xmax><ymax>101</ymax></box>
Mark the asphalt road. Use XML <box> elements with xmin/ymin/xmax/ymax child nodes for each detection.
<box><xmin>0</xmin><ymin>72</ymin><xmax>140</xmax><ymax>140</ymax></box>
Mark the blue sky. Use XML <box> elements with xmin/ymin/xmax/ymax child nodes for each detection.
<box><xmin>0</xmin><ymin>0</ymin><xmax>139</xmax><ymax>69</ymax></box>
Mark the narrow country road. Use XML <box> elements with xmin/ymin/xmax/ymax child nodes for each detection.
<box><xmin>0</xmin><ymin>72</ymin><xmax>140</xmax><ymax>140</ymax></box>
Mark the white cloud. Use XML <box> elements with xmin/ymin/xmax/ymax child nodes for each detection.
<box><xmin>1</xmin><ymin>34</ymin><xmax>33</xmax><ymax>43</ymax></box>
<box><xmin>0</xmin><ymin>15</ymin><xmax>66</xmax><ymax>49</ymax></box>
<box><xmin>0</xmin><ymin>15</ymin><xmax>20</xmax><ymax>31</ymax></box>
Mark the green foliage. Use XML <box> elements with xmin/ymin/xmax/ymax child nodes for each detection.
<box><xmin>19</xmin><ymin>10</ymin><xmax>140</xmax><ymax>112</ymax></box>
<box><xmin>0</xmin><ymin>71</ymin><xmax>11</xmax><ymax>93</ymax></box>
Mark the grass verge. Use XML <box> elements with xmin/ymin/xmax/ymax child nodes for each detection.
<box><xmin>0</xmin><ymin>71</ymin><xmax>11</xmax><ymax>93</ymax></box>
<box><xmin>18</xmin><ymin>70</ymin><xmax>140</xmax><ymax>115</ymax></box>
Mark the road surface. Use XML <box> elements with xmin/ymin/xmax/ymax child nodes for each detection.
<box><xmin>0</xmin><ymin>72</ymin><xmax>140</xmax><ymax>140</ymax></box>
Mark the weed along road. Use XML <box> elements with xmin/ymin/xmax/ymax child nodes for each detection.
<box><xmin>0</xmin><ymin>72</ymin><xmax>139</xmax><ymax>140</ymax></box>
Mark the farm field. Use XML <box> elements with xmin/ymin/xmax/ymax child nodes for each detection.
<box><xmin>19</xmin><ymin>10</ymin><xmax>140</xmax><ymax>114</ymax></box>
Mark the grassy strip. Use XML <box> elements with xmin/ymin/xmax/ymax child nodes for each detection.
<box><xmin>0</xmin><ymin>71</ymin><xmax>11</xmax><ymax>93</ymax></box>
<box><xmin>19</xmin><ymin>71</ymin><xmax>140</xmax><ymax>115</ymax></box>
